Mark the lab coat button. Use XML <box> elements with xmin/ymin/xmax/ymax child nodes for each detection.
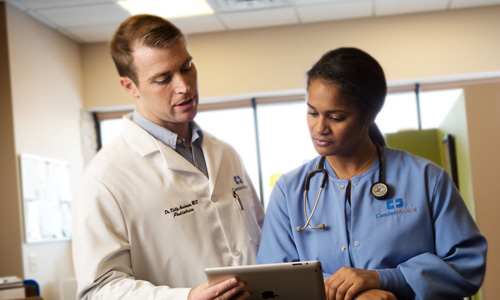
<box><xmin>340</xmin><ymin>185</ymin><xmax>345</xmax><ymax>190</ymax></box>
<box><xmin>354</xmin><ymin>241</ymin><xmax>359</xmax><ymax>246</ymax></box>
<box><xmin>341</xmin><ymin>246</ymin><xmax>346</xmax><ymax>251</ymax></box>
<box><xmin>233</xmin><ymin>250</ymin><xmax>241</xmax><ymax>257</ymax></box>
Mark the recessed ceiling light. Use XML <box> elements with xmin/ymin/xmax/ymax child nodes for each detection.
<box><xmin>118</xmin><ymin>0</ymin><xmax>214</xmax><ymax>19</ymax></box>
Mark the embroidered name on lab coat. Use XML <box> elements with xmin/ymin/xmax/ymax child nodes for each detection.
<box><xmin>165</xmin><ymin>200</ymin><xmax>199</xmax><ymax>217</ymax></box>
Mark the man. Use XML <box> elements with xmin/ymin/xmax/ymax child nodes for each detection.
<box><xmin>72</xmin><ymin>14</ymin><xmax>264</xmax><ymax>300</ymax></box>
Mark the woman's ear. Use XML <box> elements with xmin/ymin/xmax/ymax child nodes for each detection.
<box><xmin>367</xmin><ymin>113</ymin><xmax>377</xmax><ymax>127</ymax></box>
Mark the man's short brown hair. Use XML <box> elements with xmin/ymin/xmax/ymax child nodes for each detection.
<box><xmin>110</xmin><ymin>14</ymin><xmax>184</xmax><ymax>85</ymax></box>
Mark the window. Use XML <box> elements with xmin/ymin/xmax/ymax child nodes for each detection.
<box><xmin>92</xmin><ymin>87</ymin><xmax>464</xmax><ymax>209</ymax></box>
<box><xmin>100</xmin><ymin>118</ymin><xmax>124</xmax><ymax>146</ymax></box>
<box><xmin>255</xmin><ymin>101</ymin><xmax>317</xmax><ymax>207</ymax></box>
<box><xmin>195</xmin><ymin>107</ymin><xmax>260</xmax><ymax>197</ymax></box>
<box><xmin>420</xmin><ymin>89</ymin><xmax>462</xmax><ymax>129</ymax></box>
<box><xmin>377</xmin><ymin>92</ymin><xmax>419</xmax><ymax>133</ymax></box>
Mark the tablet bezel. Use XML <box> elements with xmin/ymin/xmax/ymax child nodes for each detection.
<box><xmin>205</xmin><ymin>261</ymin><xmax>326</xmax><ymax>300</ymax></box>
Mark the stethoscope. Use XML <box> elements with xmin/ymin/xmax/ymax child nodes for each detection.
<box><xmin>296</xmin><ymin>146</ymin><xmax>389</xmax><ymax>232</ymax></box>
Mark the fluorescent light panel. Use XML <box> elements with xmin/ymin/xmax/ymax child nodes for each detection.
<box><xmin>118</xmin><ymin>0</ymin><xmax>214</xmax><ymax>19</ymax></box>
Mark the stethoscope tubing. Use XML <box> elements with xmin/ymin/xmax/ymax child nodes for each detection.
<box><xmin>296</xmin><ymin>157</ymin><xmax>327</xmax><ymax>232</ymax></box>
<box><xmin>297</xmin><ymin>146</ymin><xmax>388</xmax><ymax>232</ymax></box>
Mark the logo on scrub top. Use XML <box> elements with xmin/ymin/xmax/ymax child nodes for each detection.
<box><xmin>234</xmin><ymin>176</ymin><xmax>243</xmax><ymax>184</ymax></box>
<box><xmin>386</xmin><ymin>198</ymin><xmax>403</xmax><ymax>210</ymax></box>
<box><xmin>376</xmin><ymin>198</ymin><xmax>417</xmax><ymax>219</ymax></box>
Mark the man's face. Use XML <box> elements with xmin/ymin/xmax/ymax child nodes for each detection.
<box><xmin>120</xmin><ymin>40</ymin><xmax>199</xmax><ymax>134</ymax></box>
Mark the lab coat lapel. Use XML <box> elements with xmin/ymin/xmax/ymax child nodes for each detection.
<box><xmin>121</xmin><ymin>114</ymin><xmax>202</xmax><ymax>175</ymax></box>
<box><xmin>157</xmin><ymin>142</ymin><xmax>202</xmax><ymax>174</ymax></box>
<box><xmin>121</xmin><ymin>114</ymin><xmax>159</xmax><ymax>157</ymax></box>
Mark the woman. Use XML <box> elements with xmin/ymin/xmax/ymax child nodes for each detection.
<box><xmin>256</xmin><ymin>47</ymin><xmax>487</xmax><ymax>300</ymax></box>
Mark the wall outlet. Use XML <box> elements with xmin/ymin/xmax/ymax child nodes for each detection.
<box><xmin>28</xmin><ymin>253</ymin><xmax>38</xmax><ymax>273</ymax></box>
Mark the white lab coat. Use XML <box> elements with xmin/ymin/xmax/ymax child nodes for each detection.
<box><xmin>72</xmin><ymin>114</ymin><xmax>265</xmax><ymax>300</ymax></box>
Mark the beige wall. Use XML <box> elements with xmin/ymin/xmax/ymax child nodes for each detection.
<box><xmin>0</xmin><ymin>1</ymin><xmax>23</xmax><ymax>278</ymax></box>
<box><xmin>464</xmin><ymin>83</ymin><xmax>500</xmax><ymax>300</ymax></box>
<box><xmin>83</xmin><ymin>5</ymin><xmax>500</xmax><ymax>109</ymax></box>
<box><xmin>3</xmin><ymin>3</ymin><xmax>84</xmax><ymax>300</ymax></box>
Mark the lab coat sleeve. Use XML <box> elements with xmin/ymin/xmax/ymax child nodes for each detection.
<box><xmin>256</xmin><ymin>179</ymin><xmax>300</xmax><ymax>264</ymax></box>
<box><xmin>377</xmin><ymin>169</ymin><xmax>487</xmax><ymax>299</ymax></box>
<box><xmin>246</xmin><ymin>170</ymin><xmax>266</xmax><ymax>230</ymax></box>
<box><xmin>72</xmin><ymin>177</ymin><xmax>191</xmax><ymax>300</ymax></box>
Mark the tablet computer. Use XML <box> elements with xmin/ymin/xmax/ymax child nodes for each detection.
<box><xmin>205</xmin><ymin>261</ymin><xmax>326</xmax><ymax>300</ymax></box>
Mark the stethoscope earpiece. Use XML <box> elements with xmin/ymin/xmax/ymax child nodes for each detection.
<box><xmin>296</xmin><ymin>223</ymin><xmax>325</xmax><ymax>232</ymax></box>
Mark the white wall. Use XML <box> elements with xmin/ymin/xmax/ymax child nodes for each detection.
<box><xmin>6</xmin><ymin>3</ymin><xmax>84</xmax><ymax>300</ymax></box>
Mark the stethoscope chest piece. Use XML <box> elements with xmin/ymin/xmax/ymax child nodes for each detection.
<box><xmin>370</xmin><ymin>145</ymin><xmax>389</xmax><ymax>200</ymax></box>
<box><xmin>371</xmin><ymin>181</ymin><xmax>389</xmax><ymax>200</ymax></box>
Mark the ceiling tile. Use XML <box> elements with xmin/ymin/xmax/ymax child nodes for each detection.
<box><xmin>5</xmin><ymin>0</ymin><xmax>500</xmax><ymax>43</ymax></box>
<box><xmin>9</xmin><ymin>0</ymin><xmax>114</xmax><ymax>10</ymax></box>
<box><xmin>296</xmin><ymin>0</ymin><xmax>373</xmax><ymax>23</ymax></box>
<box><xmin>375</xmin><ymin>0</ymin><xmax>448</xmax><ymax>16</ymax></box>
<box><xmin>33</xmin><ymin>2</ymin><xmax>130</xmax><ymax>27</ymax></box>
<box><xmin>217</xmin><ymin>7</ymin><xmax>299</xmax><ymax>30</ymax></box>
<box><xmin>64</xmin><ymin>23</ymin><xmax>120</xmax><ymax>43</ymax></box>
<box><xmin>291</xmin><ymin>0</ymin><xmax>357</xmax><ymax>5</ymax></box>
<box><xmin>450</xmin><ymin>0</ymin><xmax>500</xmax><ymax>9</ymax></box>
<box><xmin>207</xmin><ymin>0</ymin><xmax>289</xmax><ymax>12</ymax></box>
<box><xmin>171</xmin><ymin>15</ymin><xmax>227</xmax><ymax>35</ymax></box>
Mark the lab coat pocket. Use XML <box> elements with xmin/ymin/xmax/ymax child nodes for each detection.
<box><xmin>232</xmin><ymin>189</ymin><xmax>261</xmax><ymax>246</ymax></box>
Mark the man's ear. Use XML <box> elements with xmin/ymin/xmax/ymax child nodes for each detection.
<box><xmin>120</xmin><ymin>77</ymin><xmax>140</xmax><ymax>99</ymax></box>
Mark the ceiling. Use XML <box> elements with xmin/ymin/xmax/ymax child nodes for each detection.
<box><xmin>4</xmin><ymin>0</ymin><xmax>500</xmax><ymax>44</ymax></box>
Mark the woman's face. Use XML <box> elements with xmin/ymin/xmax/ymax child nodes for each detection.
<box><xmin>306</xmin><ymin>79</ymin><xmax>373</xmax><ymax>158</ymax></box>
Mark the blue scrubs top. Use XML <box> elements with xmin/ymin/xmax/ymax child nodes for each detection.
<box><xmin>257</xmin><ymin>147</ymin><xmax>487</xmax><ymax>299</ymax></box>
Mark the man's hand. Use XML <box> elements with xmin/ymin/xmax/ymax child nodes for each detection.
<box><xmin>355</xmin><ymin>289</ymin><xmax>396</xmax><ymax>300</ymax></box>
<box><xmin>188</xmin><ymin>278</ymin><xmax>250</xmax><ymax>300</ymax></box>
<box><xmin>324</xmin><ymin>267</ymin><xmax>381</xmax><ymax>300</ymax></box>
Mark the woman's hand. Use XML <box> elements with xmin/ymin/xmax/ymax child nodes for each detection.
<box><xmin>188</xmin><ymin>278</ymin><xmax>250</xmax><ymax>300</ymax></box>
<box><xmin>356</xmin><ymin>289</ymin><xmax>396</xmax><ymax>300</ymax></box>
<box><xmin>324</xmin><ymin>267</ymin><xmax>381</xmax><ymax>300</ymax></box>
